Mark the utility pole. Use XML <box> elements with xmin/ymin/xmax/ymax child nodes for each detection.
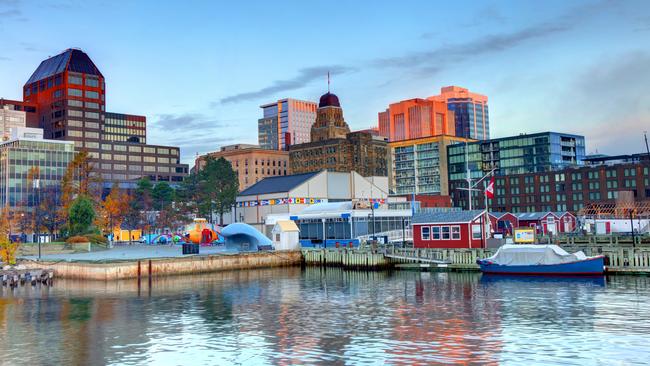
<box><xmin>645</xmin><ymin>131</ymin><xmax>650</xmax><ymax>158</ymax></box>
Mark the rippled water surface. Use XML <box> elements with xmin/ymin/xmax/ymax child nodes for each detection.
<box><xmin>1</xmin><ymin>268</ymin><xmax>650</xmax><ymax>365</ymax></box>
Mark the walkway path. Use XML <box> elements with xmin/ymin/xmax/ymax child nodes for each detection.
<box><xmin>20</xmin><ymin>244</ymin><xmax>238</xmax><ymax>262</ymax></box>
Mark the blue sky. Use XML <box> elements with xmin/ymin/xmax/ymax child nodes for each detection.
<box><xmin>1</xmin><ymin>0</ymin><xmax>649</xmax><ymax>164</ymax></box>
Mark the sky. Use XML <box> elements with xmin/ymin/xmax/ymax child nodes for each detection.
<box><xmin>0</xmin><ymin>0</ymin><xmax>649</xmax><ymax>165</ymax></box>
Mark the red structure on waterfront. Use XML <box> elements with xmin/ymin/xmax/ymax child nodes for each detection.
<box><xmin>412</xmin><ymin>210</ymin><xmax>488</xmax><ymax>249</ymax></box>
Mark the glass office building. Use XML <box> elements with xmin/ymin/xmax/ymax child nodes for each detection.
<box><xmin>447</xmin><ymin>132</ymin><xmax>586</xmax><ymax>209</ymax></box>
<box><xmin>0</xmin><ymin>129</ymin><xmax>75</xmax><ymax>209</ymax></box>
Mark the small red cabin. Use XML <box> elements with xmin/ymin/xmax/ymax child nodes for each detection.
<box><xmin>516</xmin><ymin>212</ymin><xmax>560</xmax><ymax>235</ymax></box>
<box><xmin>413</xmin><ymin>210</ymin><xmax>488</xmax><ymax>249</ymax></box>
<box><xmin>488</xmin><ymin>212</ymin><xmax>519</xmax><ymax>236</ymax></box>
<box><xmin>554</xmin><ymin>211</ymin><xmax>577</xmax><ymax>233</ymax></box>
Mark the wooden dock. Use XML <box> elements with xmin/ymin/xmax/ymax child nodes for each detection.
<box><xmin>302</xmin><ymin>245</ymin><xmax>650</xmax><ymax>274</ymax></box>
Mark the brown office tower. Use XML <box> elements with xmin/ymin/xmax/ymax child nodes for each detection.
<box><xmin>289</xmin><ymin>92</ymin><xmax>388</xmax><ymax>177</ymax></box>
<box><xmin>23</xmin><ymin>48</ymin><xmax>188</xmax><ymax>188</ymax></box>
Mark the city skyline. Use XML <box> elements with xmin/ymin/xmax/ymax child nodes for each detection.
<box><xmin>0</xmin><ymin>0</ymin><xmax>649</xmax><ymax>164</ymax></box>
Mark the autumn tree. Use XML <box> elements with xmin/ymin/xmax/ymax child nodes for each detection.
<box><xmin>97</xmin><ymin>183</ymin><xmax>131</xmax><ymax>234</ymax></box>
<box><xmin>60</xmin><ymin>150</ymin><xmax>101</xmax><ymax>225</ymax></box>
<box><xmin>0</xmin><ymin>207</ymin><xmax>19</xmax><ymax>265</ymax></box>
<box><xmin>37</xmin><ymin>186</ymin><xmax>64</xmax><ymax>239</ymax></box>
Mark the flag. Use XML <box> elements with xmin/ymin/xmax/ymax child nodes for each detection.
<box><xmin>485</xmin><ymin>176</ymin><xmax>495</xmax><ymax>199</ymax></box>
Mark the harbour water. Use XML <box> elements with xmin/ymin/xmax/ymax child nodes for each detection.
<box><xmin>1</xmin><ymin>268</ymin><xmax>650</xmax><ymax>365</ymax></box>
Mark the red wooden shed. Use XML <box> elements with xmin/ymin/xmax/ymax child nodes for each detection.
<box><xmin>515</xmin><ymin>212</ymin><xmax>560</xmax><ymax>235</ymax></box>
<box><xmin>413</xmin><ymin>210</ymin><xmax>488</xmax><ymax>249</ymax></box>
<box><xmin>488</xmin><ymin>212</ymin><xmax>519</xmax><ymax>236</ymax></box>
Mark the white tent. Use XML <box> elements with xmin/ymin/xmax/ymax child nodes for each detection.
<box><xmin>272</xmin><ymin>220</ymin><xmax>301</xmax><ymax>251</ymax></box>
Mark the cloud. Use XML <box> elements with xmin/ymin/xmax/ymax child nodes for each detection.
<box><xmin>149</xmin><ymin>113</ymin><xmax>244</xmax><ymax>164</ymax></box>
<box><xmin>218</xmin><ymin>65</ymin><xmax>357</xmax><ymax>104</ymax></box>
<box><xmin>557</xmin><ymin>50</ymin><xmax>650</xmax><ymax>154</ymax></box>
<box><xmin>374</xmin><ymin>22</ymin><xmax>569</xmax><ymax>72</ymax></box>
<box><xmin>459</xmin><ymin>4</ymin><xmax>508</xmax><ymax>28</ymax></box>
<box><xmin>153</xmin><ymin>113</ymin><xmax>231</xmax><ymax>131</ymax></box>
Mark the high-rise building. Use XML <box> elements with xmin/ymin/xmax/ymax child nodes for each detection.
<box><xmin>195</xmin><ymin>144</ymin><xmax>290</xmax><ymax>192</ymax></box>
<box><xmin>378</xmin><ymin>98</ymin><xmax>455</xmax><ymax>142</ymax></box>
<box><xmin>447</xmin><ymin>132</ymin><xmax>586</xmax><ymax>209</ymax></box>
<box><xmin>0</xmin><ymin>127</ymin><xmax>75</xmax><ymax>210</ymax></box>
<box><xmin>21</xmin><ymin>48</ymin><xmax>188</xmax><ymax>187</ymax></box>
<box><xmin>430</xmin><ymin>86</ymin><xmax>489</xmax><ymax>140</ymax></box>
<box><xmin>389</xmin><ymin>135</ymin><xmax>472</xmax><ymax>196</ymax></box>
<box><xmin>289</xmin><ymin>92</ymin><xmax>388</xmax><ymax>177</ymax></box>
<box><xmin>258</xmin><ymin>98</ymin><xmax>317</xmax><ymax>150</ymax></box>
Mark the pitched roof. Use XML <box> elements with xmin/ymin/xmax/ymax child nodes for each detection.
<box><xmin>239</xmin><ymin>171</ymin><xmax>320</xmax><ymax>196</ymax></box>
<box><xmin>515</xmin><ymin>212</ymin><xmax>556</xmax><ymax>220</ymax></box>
<box><xmin>26</xmin><ymin>49</ymin><xmax>103</xmax><ymax>85</ymax></box>
<box><xmin>413</xmin><ymin>210</ymin><xmax>485</xmax><ymax>224</ymax></box>
<box><xmin>553</xmin><ymin>211</ymin><xmax>575</xmax><ymax>218</ymax></box>
<box><xmin>274</xmin><ymin>220</ymin><xmax>300</xmax><ymax>232</ymax></box>
<box><xmin>488</xmin><ymin>211</ymin><xmax>512</xmax><ymax>219</ymax></box>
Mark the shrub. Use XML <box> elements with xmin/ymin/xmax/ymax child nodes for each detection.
<box><xmin>85</xmin><ymin>234</ymin><xmax>108</xmax><ymax>245</ymax></box>
<box><xmin>66</xmin><ymin>235</ymin><xmax>90</xmax><ymax>244</ymax></box>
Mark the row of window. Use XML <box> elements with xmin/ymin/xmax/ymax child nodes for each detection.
<box><xmin>420</xmin><ymin>225</ymin><xmax>483</xmax><ymax>240</ymax></box>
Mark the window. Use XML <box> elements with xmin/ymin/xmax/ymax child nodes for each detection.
<box><xmin>85</xmin><ymin>78</ymin><xmax>99</xmax><ymax>87</ymax></box>
<box><xmin>68</xmin><ymin>75</ymin><xmax>82</xmax><ymax>84</ymax></box>
<box><xmin>441</xmin><ymin>226</ymin><xmax>450</xmax><ymax>240</ymax></box>
<box><xmin>85</xmin><ymin>131</ymin><xmax>99</xmax><ymax>139</ymax></box>
<box><xmin>85</xmin><ymin>102</ymin><xmax>99</xmax><ymax>109</ymax></box>
<box><xmin>68</xmin><ymin>99</ymin><xmax>82</xmax><ymax>107</ymax></box>
<box><xmin>68</xmin><ymin>110</ymin><xmax>83</xmax><ymax>118</ymax></box>
<box><xmin>85</xmin><ymin>111</ymin><xmax>99</xmax><ymax>119</ymax></box>
<box><xmin>421</xmin><ymin>226</ymin><xmax>430</xmax><ymax>240</ymax></box>
<box><xmin>472</xmin><ymin>225</ymin><xmax>482</xmax><ymax>240</ymax></box>
<box><xmin>451</xmin><ymin>226</ymin><xmax>461</xmax><ymax>240</ymax></box>
<box><xmin>432</xmin><ymin>226</ymin><xmax>440</xmax><ymax>240</ymax></box>
<box><xmin>85</xmin><ymin>90</ymin><xmax>100</xmax><ymax>99</ymax></box>
<box><xmin>68</xmin><ymin>88</ymin><xmax>82</xmax><ymax>97</ymax></box>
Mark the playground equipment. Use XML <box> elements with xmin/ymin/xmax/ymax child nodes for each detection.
<box><xmin>185</xmin><ymin>218</ymin><xmax>224</xmax><ymax>245</ymax></box>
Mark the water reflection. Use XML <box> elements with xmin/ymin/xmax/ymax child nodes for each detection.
<box><xmin>1</xmin><ymin>268</ymin><xmax>650</xmax><ymax>365</ymax></box>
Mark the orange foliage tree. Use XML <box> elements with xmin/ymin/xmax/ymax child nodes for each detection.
<box><xmin>60</xmin><ymin>150</ymin><xmax>101</xmax><ymax>230</ymax></box>
<box><xmin>0</xmin><ymin>207</ymin><xmax>19</xmax><ymax>265</ymax></box>
<box><xmin>96</xmin><ymin>183</ymin><xmax>132</xmax><ymax>234</ymax></box>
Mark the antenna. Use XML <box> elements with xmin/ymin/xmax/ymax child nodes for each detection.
<box><xmin>327</xmin><ymin>71</ymin><xmax>330</xmax><ymax>93</ymax></box>
<box><xmin>645</xmin><ymin>131</ymin><xmax>650</xmax><ymax>157</ymax></box>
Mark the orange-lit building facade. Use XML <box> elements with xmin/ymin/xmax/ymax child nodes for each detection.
<box><xmin>378</xmin><ymin>98</ymin><xmax>455</xmax><ymax>142</ymax></box>
<box><xmin>430</xmin><ymin>86</ymin><xmax>489</xmax><ymax>140</ymax></box>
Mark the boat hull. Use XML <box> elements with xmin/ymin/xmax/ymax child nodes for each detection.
<box><xmin>477</xmin><ymin>256</ymin><xmax>605</xmax><ymax>275</ymax></box>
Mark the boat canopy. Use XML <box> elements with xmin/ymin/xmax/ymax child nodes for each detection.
<box><xmin>485</xmin><ymin>244</ymin><xmax>588</xmax><ymax>266</ymax></box>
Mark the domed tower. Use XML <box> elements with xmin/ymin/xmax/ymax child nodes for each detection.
<box><xmin>310</xmin><ymin>92</ymin><xmax>350</xmax><ymax>142</ymax></box>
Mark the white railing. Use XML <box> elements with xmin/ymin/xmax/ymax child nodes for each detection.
<box><xmin>357</xmin><ymin>228</ymin><xmax>412</xmax><ymax>243</ymax></box>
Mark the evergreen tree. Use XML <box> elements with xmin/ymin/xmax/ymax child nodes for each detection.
<box><xmin>198</xmin><ymin>157</ymin><xmax>239</xmax><ymax>225</ymax></box>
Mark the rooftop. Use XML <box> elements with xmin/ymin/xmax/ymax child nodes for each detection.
<box><xmin>239</xmin><ymin>171</ymin><xmax>321</xmax><ymax>196</ymax></box>
<box><xmin>26</xmin><ymin>48</ymin><xmax>103</xmax><ymax>85</ymax></box>
<box><xmin>413</xmin><ymin>210</ymin><xmax>485</xmax><ymax>224</ymax></box>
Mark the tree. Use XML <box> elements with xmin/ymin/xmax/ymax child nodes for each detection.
<box><xmin>0</xmin><ymin>207</ymin><xmax>19</xmax><ymax>265</ymax></box>
<box><xmin>198</xmin><ymin>157</ymin><xmax>239</xmax><ymax>225</ymax></box>
<box><xmin>97</xmin><ymin>183</ymin><xmax>131</xmax><ymax>234</ymax></box>
<box><xmin>37</xmin><ymin>187</ymin><xmax>64</xmax><ymax>239</ymax></box>
<box><xmin>60</xmin><ymin>150</ymin><xmax>101</xmax><ymax>224</ymax></box>
<box><xmin>68</xmin><ymin>196</ymin><xmax>96</xmax><ymax>236</ymax></box>
<box><xmin>152</xmin><ymin>181</ymin><xmax>174</xmax><ymax>211</ymax></box>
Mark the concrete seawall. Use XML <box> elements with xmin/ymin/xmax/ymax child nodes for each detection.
<box><xmin>21</xmin><ymin>251</ymin><xmax>302</xmax><ymax>280</ymax></box>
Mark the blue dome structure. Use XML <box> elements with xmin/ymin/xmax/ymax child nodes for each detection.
<box><xmin>221</xmin><ymin>223</ymin><xmax>272</xmax><ymax>251</ymax></box>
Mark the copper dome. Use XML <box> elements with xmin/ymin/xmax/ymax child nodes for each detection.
<box><xmin>318</xmin><ymin>92</ymin><xmax>340</xmax><ymax>108</ymax></box>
